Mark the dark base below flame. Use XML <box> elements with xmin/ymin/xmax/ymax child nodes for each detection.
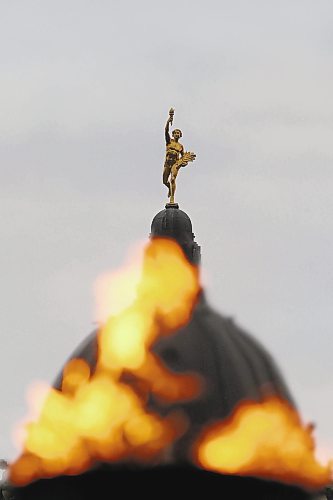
<box><xmin>10</xmin><ymin>464</ymin><xmax>320</xmax><ymax>499</ymax></box>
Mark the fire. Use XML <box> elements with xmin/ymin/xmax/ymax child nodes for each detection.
<box><xmin>195</xmin><ymin>396</ymin><xmax>332</xmax><ymax>490</ymax></box>
<box><xmin>9</xmin><ymin>237</ymin><xmax>332</xmax><ymax>491</ymax></box>
<box><xmin>10</xmin><ymin>238</ymin><xmax>201</xmax><ymax>486</ymax></box>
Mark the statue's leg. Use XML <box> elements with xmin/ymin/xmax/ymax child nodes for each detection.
<box><xmin>170</xmin><ymin>164</ymin><xmax>179</xmax><ymax>204</ymax></box>
<box><xmin>163</xmin><ymin>165</ymin><xmax>171</xmax><ymax>197</ymax></box>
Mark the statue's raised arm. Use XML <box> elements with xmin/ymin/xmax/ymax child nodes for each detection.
<box><xmin>162</xmin><ymin>108</ymin><xmax>196</xmax><ymax>205</ymax></box>
<box><xmin>164</xmin><ymin>108</ymin><xmax>174</xmax><ymax>145</ymax></box>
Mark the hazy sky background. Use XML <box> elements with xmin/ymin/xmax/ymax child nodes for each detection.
<box><xmin>1</xmin><ymin>0</ymin><xmax>332</xmax><ymax>461</ymax></box>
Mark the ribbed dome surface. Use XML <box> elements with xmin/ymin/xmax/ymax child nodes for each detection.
<box><xmin>151</xmin><ymin>206</ymin><xmax>193</xmax><ymax>239</ymax></box>
<box><xmin>54</xmin><ymin>202</ymin><xmax>295</xmax><ymax>445</ymax></box>
<box><xmin>31</xmin><ymin>206</ymin><xmax>312</xmax><ymax>499</ymax></box>
<box><xmin>150</xmin><ymin>205</ymin><xmax>201</xmax><ymax>265</ymax></box>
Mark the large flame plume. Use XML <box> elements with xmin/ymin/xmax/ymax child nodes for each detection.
<box><xmin>9</xmin><ymin>237</ymin><xmax>332</xmax><ymax>491</ymax></box>
<box><xmin>10</xmin><ymin>239</ymin><xmax>201</xmax><ymax>486</ymax></box>
<box><xmin>195</xmin><ymin>397</ymin><xmax>332</xmax><ymax>490</ymax></box>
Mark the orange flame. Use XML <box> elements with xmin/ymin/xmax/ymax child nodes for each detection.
<box><xmin>9</xmin><ymin>237</ymin><xmax>332</xmax><ymax>491</ymax></box>
<box><xmin>194</xmin><ymin>396</ymin><xmax>332</xmax><ymax>490</ymax></box>
<box><xmin>10</xmin><ymin>239</ymin><xmax>201</xmax><ymax>485</ymax></box>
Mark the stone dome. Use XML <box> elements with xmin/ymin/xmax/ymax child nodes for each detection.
<box><xmin>53</xmin><ymin>204</ymin><xmax>295</xmax><ymax>450</ymax></box>
<box><xmin>151</xmin><ymin>205</ymin><xmax>193</xmax><ymax>237</ymax></box>
<box><xmin>13</xmin><ymin>206</ymin><xmax>316</xmax><ymax>500</ymax></box>
<box><xmin>150</xmin><ymin>204</ymin><xmax>201</xmax><ymax>265</ymax></box>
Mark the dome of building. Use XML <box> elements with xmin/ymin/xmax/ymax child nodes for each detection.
<box><xmin>150</xmin><ymin>204</ymin><xmax>201</xmax><ymax>265</ymax></box>
<box><xmin>53</xmin><ymin>205</ymin><xmax>295</xmax><ymax>441</ymax></box>
<box><xmin>151</xmin><ymin>205</ymin><xmax>193</xmax><ymax>237</ymax></box>
<box><xmin>11</xmin><ymin>205</ymin><xmax>320</xmax><ymax>500</ymax></box>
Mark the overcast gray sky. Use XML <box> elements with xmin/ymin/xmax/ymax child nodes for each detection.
<box><xmin>1</xmin><ymin>0</ymin><xmax>332</xmax><ymax>462</ymax></box>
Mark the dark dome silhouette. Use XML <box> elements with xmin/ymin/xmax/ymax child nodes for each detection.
<box><xmin>151</xmin><ymin>204</ymin><xmax>201</xmax><ymax>265</ymax></box>
<box><xmin>51</xmin><ymin>204</ymin><xmax>295</xmax><ymax>450</ymax></box>
<box><xmin>11</xmin><ymin>204</ymin><xmax>319</xmax><ymax>500</ymax></box>
<box><xmin>151</xmin><ymin>205</ymin><xmax>193</xmax><ymax>236</ymax></box>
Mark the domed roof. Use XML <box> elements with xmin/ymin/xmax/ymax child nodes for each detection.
<box><xmin>151</xmin><ymin>205</ymin><xmax>193</xmax><ymax>239</ymax></box>
<box><xmin>53</xmin><ymin>195</ymin><xmax>295</xmax><ymax>462</ymax></box>
<box><xmin>150</xmin><ymin>204</ymin><xmax>201</xmax><ymax>265</ymax></box>
<box><xmin>43</xmin><ymin>207</ymin><xmax>305</xmax><ymax>495</ymax></box>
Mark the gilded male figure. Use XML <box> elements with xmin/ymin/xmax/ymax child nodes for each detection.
<box><xmin>163</xmin><ymin>109</ymin><xmax>196</xmax><ymax>204</ymax></box>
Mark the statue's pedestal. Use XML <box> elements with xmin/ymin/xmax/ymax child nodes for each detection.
<box><xmin>165</xmin><ymin>203</ymin><xmax>179</xmax><ymax>209</ymax></box>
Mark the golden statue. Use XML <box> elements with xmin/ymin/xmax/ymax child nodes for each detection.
<box><xmin>163</xmin><ymin>108</ymin><xmax>196</xmax><ymax>204</ymax></box>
